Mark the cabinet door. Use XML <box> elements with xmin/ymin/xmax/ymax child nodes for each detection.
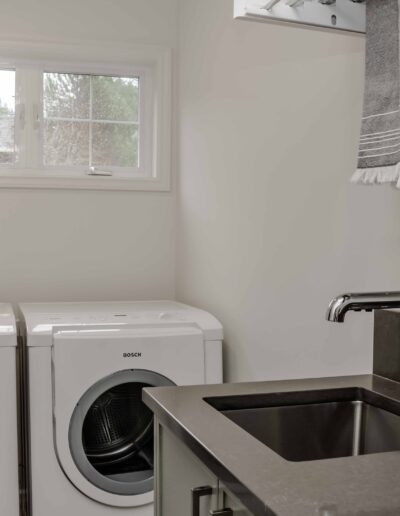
<box><xmin>220</xmin><ymin>486</ymin><xmax>254</xmax><ymax>516</ymax></box>
<box><xmin>155</xmin><ymin>419</ymin><xmax>219</xmax><ymax>516</ymax></box>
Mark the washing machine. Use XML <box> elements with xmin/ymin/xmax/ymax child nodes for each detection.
<box><xmin>20</xmin><ymin>301</ymin><xmax>223</xmax><ymax>516</ymax></box>
<box><xmin>0</xmin><ymin>304</ymin><xmax>19</xmax><ymax>516</ymax></box>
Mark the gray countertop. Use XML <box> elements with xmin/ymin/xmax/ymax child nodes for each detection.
<box><xmin>143</xmin><ymin>375</ymin><xmax>400</xmax><ymax>516</ymax></box>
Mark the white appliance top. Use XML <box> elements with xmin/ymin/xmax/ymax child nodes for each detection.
<box><xmin>0</xmin><ymin>303</ymin><xmax>17</xmax><ymax>347</ymax></box>
<box><xmin>19</xmin><ymin>300</ymin><xmax>223</xmax><ymax>347</ymax></box>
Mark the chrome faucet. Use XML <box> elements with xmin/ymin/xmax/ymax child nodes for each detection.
<box><xmin>326</xmin><ymin>291</ymin><xmax>400</xmax><ymax>323</ymax></box>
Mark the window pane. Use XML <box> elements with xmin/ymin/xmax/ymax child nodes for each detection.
<box><xmin>44</xmin><ymin>121</ymin><xmax>89</xmax><ymax>166</ymax></box>
<box><xmin>44</xmin><ymin>73</ymin><xmax>90</xmax><ymax>119</ymax></box>
<box><xmin>0</xmin><ymin>70</ymin><xmax>16</xmax><ymax>164</ymax></box>
<box><xmin>0</xmin><ymin>119</ymin><xmax>15</xmax><ymax>164</ymax></box>
<box><xmin>92</xmin><ymin>123</ymin><xmax>138</xmax><ymax>168</ymax></box>
<box><xmin>43</xmin><ymin>72</ymin><xmax>140</xmax><ymax>170</ymax></box>
<box><xmin>92</xmin><ymin>76</ymin><xmax>139</xmax><ymax>122</ymax></box>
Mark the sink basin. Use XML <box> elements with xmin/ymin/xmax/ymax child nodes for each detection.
<box><xmin>206</xmin><ymin>388</ymin><xmax>400</xmax><ymax>462</ymax></box>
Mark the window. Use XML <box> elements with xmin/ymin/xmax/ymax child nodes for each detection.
<box><xmin>43</xmin><ymin>73</ymin><xmax>140</xmax><ymax>171</ymax></box>
<box><xmin>0</xmin><ymin>42</ymin><xmax>171</xmax><ymax>190</ymax></box>
<box><xmin>0</xmin><ymin>70</ymin><xmax>16</xmax><ymax>165</ymax></box>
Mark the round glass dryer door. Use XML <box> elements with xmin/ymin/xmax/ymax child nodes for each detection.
<box><xmin>69</xmin><ymin>370</ymin><xmax>174</xmax><ymax>496</ymax></box>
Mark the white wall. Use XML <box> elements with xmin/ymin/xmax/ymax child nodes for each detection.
<box><xmin>2</xmin><ymin>1</ymin><xmax>398</xmax><ymax>383</ymax></box>
<box><xmin>177</xmin><ymin>0</ymin><xmax>400</xmax><ymax>382</ymax></box>
<box><xmin>0</xmin><ymin>0</ymin><xmax>177</xmax><ymax>46</ymax></box>
<box><xmin>0</xmin><ymin>0</ymin><xmax>178</xmax><ymax>305</ymax></box>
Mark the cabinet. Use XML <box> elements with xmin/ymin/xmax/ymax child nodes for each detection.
<box><xmin>221</xmin><ymin>486</ymin><xmax>253</xmax><ymax>516</ymax></box>
<box><xmin>155</xmin><ymin>418</ymin><xmax>253</xmax><ymax>516</ymax></box>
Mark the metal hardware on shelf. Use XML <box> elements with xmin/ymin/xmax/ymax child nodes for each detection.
<box><xmin>210</xmin><ymin>510</ymin><xmax>234</xmax><ymax>515</ymax></box>
<box><xmin>234</xmin><ymin>0</ymin><xmax>366</xmax><ymax>34</ymax></box>
<box><xmin>286</xmin><ymin>0</ymin><xmax>304</xmax><ymax>6</ymax></box>
<box><xmin>191</xmin><ymin>486</ymin><xmax>213</xmax><ymax>516</ymax></box>
<box><xmin>263</xmin><ymin>0</ymin><xmax>280</xmax><ymax>9</ymax></box>
<box><xmin>264</xmin><ymin>0</ymin><xmax>364</xmax><ymax>7</ymax></box>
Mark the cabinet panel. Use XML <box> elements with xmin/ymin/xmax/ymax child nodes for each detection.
<box><xmin>156</xmin><ymin>419</ymin><xmax>219</xmax><ymax>516</ymax></box>
<box><xmin>222</xmin><ymin>486</ymin><xmax>253</xmax><ymax>516</ymax></box>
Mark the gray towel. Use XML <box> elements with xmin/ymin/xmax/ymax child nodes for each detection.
<box><xmin>352</xmin><ymin>0</ymin><xmax>400</xmax><ymax>186</ymax></box>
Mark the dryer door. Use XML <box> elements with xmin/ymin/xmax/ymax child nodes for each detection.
<box><xmin>69</xmin><ymin>369</ymin><xmax>174</xmax><ymax>498</ymax></box>
<box><xmin>52</xmin><ymin>326</ymin><xmax>205</xmax><ymax>507</ymax></box>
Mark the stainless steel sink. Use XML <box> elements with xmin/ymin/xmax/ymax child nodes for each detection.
<box><xmin>206</xmin><ymin>388</ymin><xmax>400</xmax><ymax>462</ymax></box>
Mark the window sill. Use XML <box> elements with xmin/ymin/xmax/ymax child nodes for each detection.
<box><xmin>0</xmin><ymin>169</ymin><xmax>170</xmax><ymax>191</ymax></box>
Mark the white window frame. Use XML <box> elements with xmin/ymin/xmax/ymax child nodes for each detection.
<box><xmin>0</xmin><ymin>41</ymin><xmax>172</xmax><ymax>191</ymax></box>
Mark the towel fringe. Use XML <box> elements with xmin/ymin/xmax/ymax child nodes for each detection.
<box><xmin>351</xmin><ymin>163</ymin><xmax>400</xmax><ymax>188</ymax></box>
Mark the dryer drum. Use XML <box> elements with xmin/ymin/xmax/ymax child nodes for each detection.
<box><xmin>69</xmin><ymin>369</ymin><xmax>174</xmax><ymax>496</ymax></box>
<box><xmin>82</xmin><ymin>382</ymin><xmax>153</xmax><ymax>465</ymax></box>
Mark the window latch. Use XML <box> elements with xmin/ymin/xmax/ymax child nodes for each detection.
<box><xmin>19</xmin><ymin>104</ymin><xmax>26</xmax><ymax>131</ymax></box>
<box><xmin>32</xmin><ymin>104</ymin><xmax>40</xmax><ymax>131</ymax></box>
<box><xmin>87</xmin><ymin>167</ymin><xmax>113</xmax><ymax>177</ymax></box>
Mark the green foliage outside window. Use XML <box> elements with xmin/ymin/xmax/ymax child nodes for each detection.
<box><xmin>43</xmin><ymin>73</ymin><xmax>139</xmax><ymax>168</ymax></box>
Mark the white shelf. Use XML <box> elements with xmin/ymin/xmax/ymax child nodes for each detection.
<box><xmin>234</xmin><ymin>0</ymin><xmax>366</xmax><ymax>34</ymax></box>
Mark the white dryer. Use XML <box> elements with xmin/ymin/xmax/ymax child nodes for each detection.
<box><xmin>0</xmin><ymin>304</ymin><xmax>19</xmax><ymax>516</ymax></box>
<box><xmin>20</xmin><ymin>301</ymin><xmax>223</xmax><ymax>516</ymax></box>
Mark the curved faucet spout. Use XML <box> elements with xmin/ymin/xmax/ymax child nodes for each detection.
<box><xmin>326</xmin><ymin>291</ymin><xmax>400</xmax><ymax>323</ymax></box>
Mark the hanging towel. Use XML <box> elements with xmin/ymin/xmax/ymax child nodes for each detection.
<box><xmin>351</xmin><ymin>0</ymin><xmax>400</xmax><ymax>187</ymax></box>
